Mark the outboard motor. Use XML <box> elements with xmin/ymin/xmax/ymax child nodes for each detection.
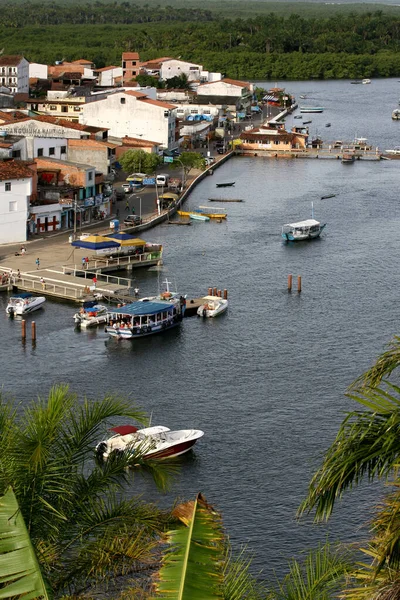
<box><xmin>95</xmin><ymin>441</ymin><xmax>107</xmax><ymax>464</ymax></box>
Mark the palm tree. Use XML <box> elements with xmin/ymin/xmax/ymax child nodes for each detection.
<box><xmin>0</xmin><ymin>384</ymin><xmax>174</xmax><ymax>597</ymax></box>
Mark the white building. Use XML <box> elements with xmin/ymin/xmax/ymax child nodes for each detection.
<box><xmin>196</xmin><ymin>78</ymin><xmax>254</xmax><ymax>115</ymax></box>
<box><xmin>160</xmin><ymin>59</ymin><xmax>203</xmax><ymax>82</ymax></box>
<box><xmin>29</xmin><ymin>63</ymin><xmax>48</xmax><ymax>80</ymax></box>
<box><xmin>0</xmin><ymin>160</ymin><xmax>32</xmax><ymax>242</ymax></box>
<box><xmin>0</xmin><ymin>56</ymin><xmax>29</xmax><ymax>94</ymax></box>
<box><xmin>79</xmin><ymin>90</ymin><xmax>177</xmax><ymax>150</ymax></box>
<box><xmin>94</xmin><ymin>65</ymin><xmax>123</xmax><ymax>87</ymax></box>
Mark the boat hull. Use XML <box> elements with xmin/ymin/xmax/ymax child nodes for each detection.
<box><xmin>282</xmin><ymin>223</ymin><xmax>326</xmax><ymax>242</ymax></box>
<box><xmin>6</xmin><ymin>297</ymin><xmax>46</xmax><ymax>315</ymax></box>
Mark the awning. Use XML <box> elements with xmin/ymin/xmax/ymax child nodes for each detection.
<box><xmin>71</xmin><ymin>235</ymin><xmax>120</xmax><ymax>250</ymax></box>
<box><xmin>110</xmin><ymin>300</ymin><xmax>175</xmax><ymax>316</ymax></box>
<box><xmin>159</xmin><ymin>193</ymin><xmax>179</xmax><ymax>201</ymax></box>
<box><xmin>105</xmin><ymin>234</ymin><xmax>146</xmax><ymax>247</ymax></box>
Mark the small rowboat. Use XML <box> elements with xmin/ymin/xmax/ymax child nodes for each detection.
<box><xmin>190</xmin><ymin>213</ymin><xmax>210</xmax><ymax>221</ymax></box>
<box><xmin>216</xmin><ymin>182</ymin><xmax>235</xmax><ymax>188</ymax></box>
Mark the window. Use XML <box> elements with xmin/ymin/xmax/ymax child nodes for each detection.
<box><xmin>60</xmin><ymin>146</ymin><xmax>66</xmax><ymax>154</ymax></box>
<box><xmin>61</xmin><ymin>106</ymin><xmax>68</xmax><ymax>113</ymax></box>
<box><xmin>49</xmin><ymin>147</ymin><xmax>55</xmax><ymax>155</ymax></box>
<box><xmin>5</xmin><ymin>182</ymin><xmax>11</xmax><ymax>192</ymax></box>
<box><xmin>9</xmin><ymin>201</ymin><xmax>17</xmax><ymax>212</ymax></box>
<box><xmin>49</xmin><ymin>105</ymin><xmax>57</xmax><ymax>110</ymax></box>
<box><xmin>120</xmin><ymin>97</ymin><xmax>126</xmax><ymax>104</ymax></box>
<box><xmin>37</xmin><ymin>148</ymin><xmax>43</xmax><ymax>156</ymax></box>
<box><xmin>123</xmin><ymin>61</ymin><xmax>126</xmax><ymax>68</ymax></box>
<box><xmin>12</xmin><ymin>150</ymin><xmax>21</xmax><ymax>158</ymax></box>
<box><xmin>73</xmin><ymin>106</ymin><xmax>81</xmax><ymax>112</ymax></box>
<box><xmin>88</xmin><ymin>171</ymin><xmax>93</xmax><ymax>181</ymax></box>
<box><xmin>164</xmin><ymin>111</ymin><xmax>169</xmax><ymax>118</ymax></box>
<box><xmin>190</xmin><ymin>109</ymin><xmax>198</xmax><ymax>114</ymax></box>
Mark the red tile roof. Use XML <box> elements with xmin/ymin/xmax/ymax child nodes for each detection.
<box><xmin>124</xmin><ymin>90</ymin><xmax>147</xmax><ymax>98</ymax></box>
<box><xmin>0</xmin><ymin>55</ymin><xmax>25</xmax><ymax>67</ymax></box>
<box><xmin>122</xmin><ymin>52</ymin><xmax>140</xmax><ymax>59</ymax></box>
<box><xmin>0</xmin><ymin>159</ymin><xmax>33</xmax><ymax>180</ymax></box>
<box><xmin>7</xmin><ymin>115</ymin><xmax>108</xmax><ymax>133</ymax></box>
<box><xmin>72</xmin><ymin>59</ymin><xmax>93</xmax><ymax>65</ymax></box>
<box><xmin>198</xmin><ymin>78</ymin><xmax>250</xmax><ymax>89</ymax></box>
<box><xmin>0</xmin><ymin>110</ymin><xmax>27</xmax><ymax>122</ymax></box>
<box><xmin>95</xmin><ymin>65</ymin><xmax>119</xmax><ymax>72</ymax></box>
<box><xmin>138</xmin><ymin>98</ymin><xmax>176</xmax><ymax>110</ymax></box>
<box><xmin>121</xmin><ymin>135</ymin><xmax>158</xmax><ymax>147</ymax></box>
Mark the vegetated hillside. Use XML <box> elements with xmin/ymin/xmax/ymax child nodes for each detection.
<box><xmin>2</xmin><ymin>5</ymin><xmax>400</xmax><ymax>79</ymax></box>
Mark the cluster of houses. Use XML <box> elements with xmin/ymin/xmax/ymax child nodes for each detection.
<box><xmin>0</xmin><ymin>52</ymin><xmax>308</xmax><ymax>244</ymax></box>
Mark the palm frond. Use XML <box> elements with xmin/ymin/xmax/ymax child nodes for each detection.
<box><xmin>299</xmin><ymin>387</ymin><xmax>400</xmax><ymax>521</ymax></box>
<box><xmin>222</xmin><ymin>545</ymin><xmax>266</xmax><ymax>600</ymax></box>
<box><xmin>0</xmin><ymin>486</ymin><xmax>51</xmax><ymax>599</ymax></box>
<box><xmin>268</xmin><ymin>542</ymin><xmax>352</xmax><ymax>600</ymax></box>
<box><xmin>151</xmin><ymin>493</ymin><xmax>225</xmax><ymax>599</ymax></box>
<box><xmin>350</xmin><ymin>336</ymin><xmax>400</xmax><ymax>390</ymax></box>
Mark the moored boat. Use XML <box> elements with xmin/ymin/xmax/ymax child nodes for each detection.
<box><xmin>74</xmin><ymin>302</ymin><xmax>108</xmax><ymax>328</ymax></box>
<box><xmin>177</xmin><ymin>210</ymin><xmax>210</xmax><ymax>221</ymax></box>
<box><xmin>6</xmin><ymin>293</ymin><xmax>46</xmax><ymax>315</ymax></box>
<box><xmin>196</xmin><ymin>206</ymin><xmax>228</xmax><ymax>219</ymax></box>
<box><xmin>362</xmin><ymin>78</ymin><xmax>371</xmax><ymax>84</ymax></box>
<box><xmin>282</xmin><ymin>219</ymin><xmax>326</xmax><ymax>242</ymax></box>
<box><xmin>350</xmin><ymin>80</ymin><xmax>363</xmax><ymax>84</ymax></box>
<box><xmin>392</xmin><ymin>109</ymin><xmax>400</xmax><ymax>120</ymax></box>
<box><xmin>342</xmin><ymin>152</ymin><xmax>355</xmax><ymax>163</ymax></box>
<box><xmin>384</xmin><ymin>147</ymin><xmax>400</xmax><ymax>155</ymax></box>
<box><xmin>197</xmin><ymin>295</ymin><xmax>228</xmax><ymax>318</ymax></box>
<box><xmin>216</xmin><ymin>182</ymin><xmax>235</xmax><ymax>187</ymax></box>
<box><xmin>300</xmin><ymin>107</ymin><xmax>324</xmax><ymax>113</ymax></box>
<box><xmin>105</xmin><ymin>297</ymin><xmax>186</xmax><ymax>340</ymax></box>
<box><xmin>95</xmin><ymin>424</ymin><xmax>204</xmax><ymax>461</ymax></box>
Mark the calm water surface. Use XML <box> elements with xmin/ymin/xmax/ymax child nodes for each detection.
<box><xmin>1</xmin><ymin>79</ymin><xmax>400</xmax><ymax>577</ymax></box>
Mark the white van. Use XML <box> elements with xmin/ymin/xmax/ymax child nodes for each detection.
<box><xmin>156</xmin><ymin>174</ymin><xmax>170</xmax><ymax>187</ymax></box>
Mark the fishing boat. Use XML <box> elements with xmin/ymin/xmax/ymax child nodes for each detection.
<box><xmin>384</xmin><ymin>147</ymin><xmax>400</xmax><ymax>155</ymax></box>
<box><xmin>196</xmin><ymin>206</ymin><xmax>227</xmax><ymax>219</ymax></box>
<box><xmin>362</xmin><ymin>78</ymin><xmax>371</xmax><ymax>84</ymax></box>
<box><xmin>6</xmin><ymin>293</ymin><xmax>46</xmax><ymax>315</ymax></box>
<box><xmin>392</xmin><ymin>109</ymin><xmax>400</xmax><ymax>120</ymax></box>
<box><xmin>342</xmin><ymin>152</ymin><xmax>355</xmax><ymax>164</ymax></box>
<box><xmin>325</xmin><ymin>123</ymin><xmax>331</xmax><ymax>127</ymax></box>
<box><xmin>74</xmin><ymin>302</ymin><xmax>108</xmax><ymax>328</ymax></box>
<box><xmin>300</xmin><ymin>107</ymin><xmax>324</xmax><ymax>113</ymax></box>
<box><xmin>294</xmin><ymin>115</ymin><xmax>303</xmax><ymax>119</ymax></box>
<box><xmin>282</xmin><ymin>203</ymin><xmax>326</xmax><ymax>242</ymax></box>
<box><xmin>216</xmin><ymin>182</ymin><xmax>235</xmax><ymax>188</ymax></box>
<box><xmin>321</xmin><ymin>193</ymin><xmax>336</xmax><ymax>199</ymax></box>
<box><xmin>197</xmin><ymin>295</ymin><xmax>228</xmax><ymax>318</ymax></box>
<box><xmin>303</xmin><ymin>120</ymin><xmax>312</xmax><ymax>125</ymax></box>
<box><xmin>350</xmin><ymin>80</ymin><xmax>363</xmax><ymax>84</ymax></box>
<box><xmin>95</xmin><ymin>424</ymin><xmax>204</xmax><ymax>462</ymax></box>
<box><xmin>105</xmin><ymin>297</ymin><xmax>186</xmax><ymax>340</ymax></box>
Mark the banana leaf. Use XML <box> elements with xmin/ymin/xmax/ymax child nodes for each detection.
<box><xmin>0</xmin><ymin>486</ymin><xmax>50</xmax><ymax>599</ymax></box>
<box><xmin>152</xmin><ymin>493</ymin><xmax>224</xmax><ymax>599</ymax></box>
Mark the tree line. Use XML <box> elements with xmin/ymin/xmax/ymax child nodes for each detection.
<box><xmin>2</xmin><ymin>8</ymin><xmax>400</xmax><ymax>78</ymax></box>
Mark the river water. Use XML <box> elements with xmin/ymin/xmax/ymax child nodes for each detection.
<box><xmin>1</xmin><ymin>78</ymin><xmax>400</xmax><ymax>578</ymax></box>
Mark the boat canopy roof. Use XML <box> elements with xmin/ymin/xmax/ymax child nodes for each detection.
<box><xmin>111</xmin><ymin>300</ymin><xmax>175</xmax><ymax>316</ymax></box>
<box><xmin>283</xmin><ymin>219</ymin><xmax>320</xmax><ymax>228</ymax></box>
<box><xmin>12</xmin><ymin>292</ymin><xmax>32</xmax><ymax>299</ymax></box>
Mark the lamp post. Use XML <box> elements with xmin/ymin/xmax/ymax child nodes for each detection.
<box><xmin>136</xmin><ymin>195</ymin><xmax>142</xmax><ymax>221</ymax></box>
<box><xmin>73</xmin><ymin>193</ymin><xmax>77</xmax><ymax>240</ymax></box>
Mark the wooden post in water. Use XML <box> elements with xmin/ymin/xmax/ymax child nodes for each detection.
<box><xmin>213</xmin><ymin>287</ymin><xmax>217</xmax><ymax>296</ymax></box>
<box><xmin>208</xmin><ymin>288</ymin><xmax>212</xmax><ymax>295</ymax></box>
<box><xmin>287</xmin><ymin>274</ymin><xmax>293</xmax><ymax>292</ymax></box>
<box><xmin>223</xmin><ymin>289</ymin><xmax>228</xmax><ymax>299</ymax></box>
<box><xmin>217</xmin><ymin>290</ymin><xmax>222</xmax><ymax>297</ymax></box>
<box><xmin>297</xmin><ymin>276</ymin><xmax>302</xmax><ymax>293</ymax></box>
<box><xmin>31</xmin><ymin>321</ymin><xmax>36</xmax><ymax>342</ymax></box>
<box><xmin>21</xmin><ymin>319</ymin><xmax>26</xmax><ymax>340</ymax></box>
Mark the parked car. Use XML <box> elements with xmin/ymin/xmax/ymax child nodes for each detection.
<box><xmin>123</xmin><ymin>215</ymin><xmax>142</xmax><ymax>227</ymax></box>
<box><xmin>217</xmin><ymin>147</ymin><xmax>225</xmax><ymax>154</ymax></box>
<box><xmin>204</xmin><ymin>157</ymin><xmax>215</xmax><ymax>166</ymax></box>
<box><xmin>122</xmin><ymin>183</ymin><xmax>132</xmax><ymax>193</ymax></box>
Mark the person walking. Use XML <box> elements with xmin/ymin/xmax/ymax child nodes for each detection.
<box><xmin>131</xmin><ymin>206</ymin><xmax>135</xmax><ymax>215</ymax></box>
<box><xmin>35</xmin><ymin>258</ymin><xmax>40</xmax><ymax>270</ymax></box>
<box><xmin>92</xmin><ymin>276</ymin><xmax>97</xmax><ymax>289</ymax></box>
<box><xmin>40</xmin><ymin>277</ymin><xmax>45</xmax><ymax>290</ymax></box>
<box><xmin>125</xmin><ymin>200</ymin><xmax>130</xmax><ymax>212</ymax></box>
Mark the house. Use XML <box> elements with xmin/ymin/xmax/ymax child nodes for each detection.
<box><xmin>160</xmin><ymin>59</ymin><xmax>203</xmax><ymax>82</ymax></box>
<box><xmin>0</xmin><ymin>133</ymin><xmax>26</xmax><ymax>160</ymax></box>
<box><xmin>238</xmin><ymin>124</ymin><xmax>308</xmax><ymax>152</ymax></box>
<box><xmin>0</xmin><ymin>55</ymin><xmax>29</xmax><ymax>94</ymax></box>
<box><xmin>26</xmin><ymin>89</ymin><xmax>105</xmax><ymax>122</ymax></box>
<box><xmin>29</xmin><ymin>63</ymin><xmax>48</xmax><ymax>80</ymax></box>
<box><xmin>79</xmin><ymin>90</ymin><xmax>178</xmax><ymax>150</ymax></box>
<box><xmin>140</xmin><ymin>57</ymin><xmax>172</xmax><ymax>78</ymax></box>
<box><xmin>114</xmin><ymin>135</ymin><xmax>162</xmax><ymax>160</ymax></box>
<box><xmin>122</xmin><ymin>52</ymin><xmax>140</xmax><ymax>85</ymax></box>
<box><xmin>196</xmin><ymin>78</ymin><xmax>253</xmax><ymax>117</ymax></box>
<box><xmin>34</xmin><ymin>156</ymin><xmax>108</xmax><ymax>232</ymax></box>
<box><xmin>67</xmin><ymin>138</ymin><xmax>119</xmax><ymax>176</ymax></box>
<box><xmin>0</xmin><ymin>86</ymin><xmax>14</xmax><ymax>108</ymax></box>
<box><xmin>0</xmin><ymin>159</ymin><xmax>33</xmax><ymax>242</ymax></box>
<box><xmin>93</xmin><ymin>66</ymin><xmax>123</xmax><ymax>87</ymax></box>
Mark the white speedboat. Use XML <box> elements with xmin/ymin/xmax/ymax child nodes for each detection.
<box><xmin>385</xmin><ymin>146</ymin><xmax>400</xmax><ymax>155</ymax></box>
<box><xmin>74</xmin><ymin>303</ymin><xmax>108</xmax><ymax>328</ymax></box>
<box><xmin>6</xmin><ymin>293</ymin><xmax>46</xmax><ymax>315</ymax></box>
<box><xmin>197</xmin><ymin>295</ymin><xmax>228</xmax><ymax>318</ymax></box>
<box><xmin>95</xmin><ymin>424</ymin><xmax>204</xmax><ymax>461</ymax></box>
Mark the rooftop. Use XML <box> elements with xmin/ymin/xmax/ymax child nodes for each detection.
<box><xmin>0</xmin><ymin>159</ymin><xmax>33</xmax><ymax>181</ymax></box>
<box><xmin>0</xmin><ymin>55</ymin><xmax>25</xmax><ymax>67</ymax></box>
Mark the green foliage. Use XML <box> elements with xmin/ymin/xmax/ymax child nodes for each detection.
<box><xmin>0</xmin><ymin>486</ymin><xmax>50</xmax><ymax>600</ymax></box>
<box><xmin>165</xmin><ymin>73</ymin><xmax>190</xmax><ymax>89</ymax></box>
<box><xmin>177</xmin><ymin>152</ymin><xmax>205</xmax><ymax>174</ymax></box>
<box><xmin>2</xmin><ymin>8</ymin><xmax>400</xmax><ymax>78</ymax></box>
<box><xmin>136</xmin><ymin>74</ymin><xmax>165</xmax><ymax>88</ymax></box>
<box><xmin>266</xmin><ymin>542</ymin><xmax>352</xmax><ymax>600</ymax></box>
<box><xmin>151</xmin><ymin>493</ymin><xmax>225</xmax><ymax>599</ymax></box>
<box><xmin>0</xmin><ymin>384</ymin><xmax>171</xmax><ymax>597</ymax></box>
<box><xmin>119</xmin><ymin>149</ymin><xmax>163</xmax><ymax>175</ymax></box>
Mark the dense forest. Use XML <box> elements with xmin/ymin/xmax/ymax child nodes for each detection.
<box><xmin>2</xmin><ymin>4</ymin><xmax>400</xmax><ymax>78</ymax></box>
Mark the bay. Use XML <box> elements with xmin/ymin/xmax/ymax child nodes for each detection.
<box><xmin>1</xmin><ymin>78</ymin><xmax>399</xmax><ymax>579</ymax></box>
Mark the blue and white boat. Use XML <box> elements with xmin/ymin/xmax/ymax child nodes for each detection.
<box><xmin>282</xmin><ymin>203</ymin><xmax>326</xmax><ymax>242</ymax></box>
<box><xmin>190</xmin><ymin>213</ymin><xmax>210</xmax><ymax>222</ymax></box>
<box><xmin>6</xmin><ymin>293</ymin><xmax>46</xmax><ymax>315</ymax></box>
<box><xmin>105</xmin><ymin>298</ymin><xmax>186</xmax><ymax>340</ymax></box>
